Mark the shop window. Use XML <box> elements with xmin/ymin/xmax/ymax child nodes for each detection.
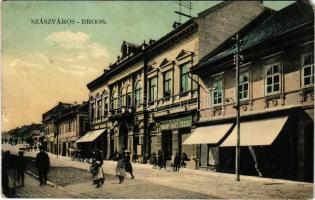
<box><xmin>302</xmin><ymin>53</ymin><xmax>314</xmax><ymax>87</ymax></box>
<box><xmin>265</xmin><ymin>63</ymin><xmax>281</xmax><ymax>95</ymax></box>
<box><xmin>212</xmin><ymin>79</ymin><xmax>223</xmax><ymax>106</ymax></box>
<box><xmin>163</xmin><ymin>70</ymin><xmax>172</xmax><ymax>98</ymax></box>
<box><xmin>239</xmin><ymin>72</ymin><xmax>249</xmax><ymax>100</ymax></box>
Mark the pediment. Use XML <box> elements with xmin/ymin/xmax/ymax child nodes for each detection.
<box><xmin>176</xmin><ymin>50</ymin><xmax>194</xmax><ymax>61</ymax></box>
<box><xmin>159</xmin><ymin>58</ymin><xmax>174</xmax><ymax>68</ymax></box>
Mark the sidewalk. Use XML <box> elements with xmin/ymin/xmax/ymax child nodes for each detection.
<box><xmin>15</xmin><ymin>173</ymin><xmax>84</xmax><ymax>198</ymax></box>
<box><xmin>3</xmin><ymin>144</ymin><xmax>313</xmax><ymax>199</ymax></box>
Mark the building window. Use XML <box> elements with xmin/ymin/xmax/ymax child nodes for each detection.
<box><xmin>265</xmin><ymin>63</ymin><xmax>281</xmax><ymax>94</ymax></box>
<box><xmin>149</xmin><ymin>77</ymin><xmax>157</xmax><ymax>102</ymax></box>
<box><xmin>104</xmin><ymin>97</ymin><xmax>108</xmax><ymax>116</ymax></box>
<box><xmin>126</xmin><ymin>85</ymin><xmax>131</xmax><ymax>108</ymax></box>
<box><xmin>120</xmin><ymin>87</ymin><xmax>126</xmax><ymax>108</ymax></box>
<box><xmin>239</xmin><ymin>72</ymin><xmax>249</xmax><ymax>100</ymax></box>
<box><xmin>112</xmin><ymin>91</ymin><xmax>118</xmax><ymax>110</ymax></box>
<box><xmin>212</xmin><ymin>79</ymin><xmax>223</xmax><ymax>106</ymax></box>
<box><xmin>135</xmin><ymin>81</ymin><xmax>142</xmax><ymax>106</ymax></box>
<box><xmin>97</xmin><ymin>99</ymin><xmax>102</xmax><ymax>118</ymax></box>
<box><xmin>180</xmin><ymin>63</ymin><xmax>190</xmax><ymax>93</ymax></box>
<box><xmin>163</xmin><ymin>70</ymin><xmax>172</xmax><ymax>97</ymax></box>
<box><xmin>90</xmin><ymin>103</ymin><xmax>95</xmax><ymax>120</ymax></box>
<box><xmin>302</xmin><ymin>53</ymin><xmax>314</xmax><ymax>87</ymax></box>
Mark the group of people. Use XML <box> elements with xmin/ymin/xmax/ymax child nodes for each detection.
<box><xmin>2</xmin><ymin>150</ymin><xmax>26</xmax><ymax>197</ymax></box>
<box><xmin>2</xmin><ymin>146</ymin><xmax>50</xmax><ymax>197</ymax></box>
<box><xmin>89</xmin><ymin>149</ymin><xmax>135</xmax><ymax>187</ymax></box>
<box><xmin>150</xmin><ymin>150</ymin><xmax>190</xmax><ymax>171</ymax></box>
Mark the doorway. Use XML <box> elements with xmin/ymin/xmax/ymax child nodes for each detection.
<box><xmin>304</xmin><ymin>122</ymin><xmax>314</xmax><ymax>182</ymax></box>
<box><xmin>162</xmin><ymin>131</ymin><xmax>172</xmax><ymax>160</ymax></box>
<box><xmin>119</xmin><ymin>122</ymin><xmax>128</xmax><ymax>151</ymax></box>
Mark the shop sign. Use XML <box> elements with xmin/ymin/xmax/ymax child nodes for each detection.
<box><xmin>157</xmin><ymin>115</ymin><xmax>192</xmax><ymax>131</ymax></box>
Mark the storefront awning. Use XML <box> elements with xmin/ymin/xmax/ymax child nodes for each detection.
<box><xmin>76</xmin><ymin>129</ymin><xmax>105</xmax><ymax>143</ymax></box>
<box><xmin>183</xmin><ymin>123</ymin><xmax>234</xmax><ymax>145</ymax></box>
<box><xmin>220</xmin><ymin>116</ymin><xmax>289</xmax><ymax>147</ymax></box>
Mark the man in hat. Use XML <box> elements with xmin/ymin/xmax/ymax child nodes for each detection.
<box><xmin>35</xmin><ymin>146</ymin><xmax>50</xmax><ymax>186</ymax></box>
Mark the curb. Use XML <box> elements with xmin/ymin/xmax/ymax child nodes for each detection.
<box><xmin>25</xmin><ymin>170</ymin><xmax>57</xmax><ymax>187</ymax></box>
<box><xmin>25</xmin><ymin>170</ymin><xmax>87</xmax><ymax>198</ymax></box>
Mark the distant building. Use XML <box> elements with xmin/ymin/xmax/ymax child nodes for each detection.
<box><xmin>42</xmin><ymin>102</ymin><xmax>72</xmax><ymax>153</ymax></box>
<box><xmin>57</xmin><ymin>102</ymin><xmax>89</xmax><ymax>156</ymax></box>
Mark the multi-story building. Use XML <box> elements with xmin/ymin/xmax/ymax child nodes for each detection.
<box><xmin>87</xmin><ymin>1</ymin><xmax>265</xmax><ymax>163</ymax></box>
<box><xmin>42</xmin><ymin>102</ymin><xmax>72</xmax><ymax>153</ymax></box>
<box><xmin>57</xmin><ymin>102</ymin><xmax>89</xmax><ymax>156</ymax></box>
<box><xmin>189</xmin><ymin>1</ymin><xmax>314</xmax><ymax>181</ymax></box>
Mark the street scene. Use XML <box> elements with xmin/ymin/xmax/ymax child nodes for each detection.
<box><xmin>2</xmin><ymin>0</ymin><xmax>314</xmax><ymax>199</ymax></box>
<box><xmin>2</xmin><ymin>144</ymin><xmax>313</xmax><ymax>199</ymax></box>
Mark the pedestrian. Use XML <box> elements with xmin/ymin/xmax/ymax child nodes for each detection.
<box><xmin>173</xmin><ymin>152</ymin><xmax>181</xmax><ymax>172</ymax></box>
<box><xmin>16</xmin><ymin>151</ymin><xmax>26</xmax><ymax>187</ymax></box>
<box><xmin>157</xmin><ymin>150</ymin><xmax>163</xmax><ymax>169</ymax></box>
<box><xmin>151</xmin><ymin>152</ymin><xmax>158</xmax><ymax>169</ymax></box>
<box><xmin>124</xmin><ymin>151</ymin><xmax>134</xmax><ymax>179</ymax></box>
<box><xmin>35</xmin><ymin>146</ymin><xmax>50</xmax><ymax>186</ymax></box>
<box><xmin>2</xmin><ymin>151</ymin><xmax>16</xmax><ymax>197</ymax></box>
<box><xmin>181</xmin><ymin>152</ymin><xmax>189</xmax><ymax>168</ymax></box>
<box><xmin>91</xmin><ymin>150</ymin><xmax>105</xmax><ymax>188</ymax></box>
<box><xmin>116</xmin><ymin>154</ymin><xmax>126</xmax><ymax>184</ymax></box>
<box><xmin>162</xmin><ymin>151</ymin><xmax>167</xmax><ymax>169</ymax></box>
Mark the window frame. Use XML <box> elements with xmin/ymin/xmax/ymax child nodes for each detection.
<box><xmin>180</xmin><ymin>63</ymin><xmax>191</xmax><ymax>93</ymax></box>
<box><xmin>163</xmin><ymin>70</ymin><xmax>172</xmax><ymax>98</ymax></box>
<box><xmin>239</xmin><ymin>71</ymin><xmax>250</xmax><ymax>101</ymax></box>
<box><xmin>212</xmin><ymin>79</ymin><xmax>223</xmax><ymax>106</ymax></box>
<box><xmin>301</xmin><ymin>52</ymin><xmax>314</xmax><ymax>88</ymax></box>
<box><xmin>264</xmin><ymin>62</ymin><xmax>282</xmax><ymax>96</ymax></box>
<box><xmin>135</xmin><ymin>81</ymin><xmax>142</xmax><ymax>107</ymax></box>
<box><xmin>149</xmin><ymin>76</ymin><xmax>158</xmax><ymax>103</ymax></box>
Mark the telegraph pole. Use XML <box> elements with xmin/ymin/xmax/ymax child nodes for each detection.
<box><xmin>233</xmin><ymin>34</ymin><xmax>241</xmax><ymax>181</ymax></box>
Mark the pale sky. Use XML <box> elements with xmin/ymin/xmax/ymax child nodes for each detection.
<box><xmin>1</xmin><ymin>1</ymin><xmax>294</xmax><ymax>131</ymax></box>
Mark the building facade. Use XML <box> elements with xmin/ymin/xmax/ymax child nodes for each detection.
<box><xmin>57</xmin><ymin>103</ymin><xmax>89</xmax><ymax>156</ymax></box>
<box><xmin>87</xmin><ymin>1</ymin><xmax>265</xmax><ymax>164</ymax></box>
<box><xmin>190</xmin><ymin>1</ymin><xmax>314</xmax><ymax>181</ymax></box>
<box><xmin>42</xmin><ymin>102</ymin><xmax>72</xmax><ymax>153</ymax></box>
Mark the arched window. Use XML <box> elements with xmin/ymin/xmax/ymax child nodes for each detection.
<box><xmin>135</xmin><ymin>81</ymin><xmax>142</xmax><ymax>106</ymax></box>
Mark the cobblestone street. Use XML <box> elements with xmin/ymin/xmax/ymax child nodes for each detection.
<box><xmin>3</xmin><ymin>144</ymin><xmax>314</xmax><ymax>199</ymax></box>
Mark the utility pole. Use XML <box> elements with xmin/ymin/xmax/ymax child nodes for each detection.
<box><xmin>233</xmin><ymin>34</ymin><xmax>242</xmax><ymax>182</ymax></box>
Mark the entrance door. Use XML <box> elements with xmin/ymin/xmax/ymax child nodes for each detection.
<box><xmin>162</xmin><ymin>131</ymin><xmax>172</xmax><ymax>160</ymax></box>
<box><xmin>119</xmin><ymin>123</ymin><xmax>128</xmax><ymax>151</ymax></box>
<box><xmin>62</xmin><ymin>142</ymin><xmax>66</xmax><ymax>156</ymax></box>
<box><xmin>304</xmin><ymin>123</ymin><xmax>314</xmax><ymax>182</ymax></box>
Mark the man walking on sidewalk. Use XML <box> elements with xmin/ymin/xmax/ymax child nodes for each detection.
<box><xmin>35</xmin><ymin>147</ymin><xmax>50</xmax><ymax>186</ymax></box>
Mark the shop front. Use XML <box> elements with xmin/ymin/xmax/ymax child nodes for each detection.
<box><xmin>153</xmin><ymin>114</ymin><xmax>198</xmax><ymax>165</ymax></box>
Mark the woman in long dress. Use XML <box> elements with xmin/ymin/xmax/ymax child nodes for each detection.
<box><xmin>116</xmin><ymin>154</ymin><xmax>126</xmax><ymax>184</ymax></box>
<box><xmin>91</xmin><ymin>151</ymin><xmax>104</xmax><ymax>188</ymax></box>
